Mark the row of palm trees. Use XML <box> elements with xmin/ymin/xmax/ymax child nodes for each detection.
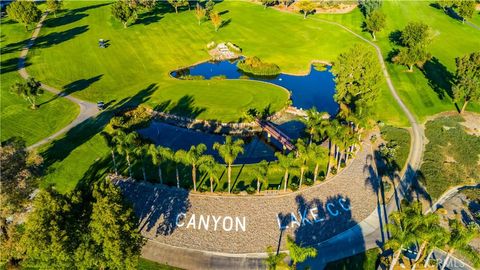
<box><xmin>103</xmin><ymin>130</ymin><xmax>245</xmax><ymax>193</ymax></box>
<box><xmin>385</xmin><ymin>202</ymin><xmax>478</xmax><ymax>270</ymax></box>
<box><xmin>102</xmin><ymin>107</ymin><xmax>361</xmax><ymax>193</ymax></box>
<box><xmin>303</xmin><ymin>107</ymin><xmax>361</xmax><ymax>176</ymax></box>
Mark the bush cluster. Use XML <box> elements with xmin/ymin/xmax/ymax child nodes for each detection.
<box><xmin>237</xmin><ymin>57</ymin><xmax>281</xmax><ymax>76</ymax></box>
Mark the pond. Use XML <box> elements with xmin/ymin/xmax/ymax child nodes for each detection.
<box><xmin>171</xmin><ymin>59</ymin><xmax>339</xmax><ymax>115</ymax></box>
<box><xmin>138</xmin><ymin>121</ymin><xmax>282</xmax><ymax>164</ymax></box>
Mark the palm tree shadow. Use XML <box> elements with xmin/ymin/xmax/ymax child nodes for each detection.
<box><xmin>115</xmin><ymin>179</ymin><xmax>191</xmax><ymax>236</ymax></box>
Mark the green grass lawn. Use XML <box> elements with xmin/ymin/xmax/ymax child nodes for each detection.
<box><xmin>315</xmin><ymin>1</ymin><xmax>480</xmax><ymax>123</ymax></box>
<box><xmin>26</xmin><ymin>0</ymin><xmax>363</xmax><ymax>122</ymax></box>
<box><xmin>0</xmin><ymin>18</ymin><xmax>79</xmax><ymax>146</ymax></box>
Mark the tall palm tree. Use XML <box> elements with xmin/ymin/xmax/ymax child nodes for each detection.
<box><xmin>252</xmin><ymin>160</ymin><xmax>269</xmax><ymax>194</ymax></box>
<box><xmin>343</xmin><ymin>128</ymin><xmax>360</xmax><ymax>165</ymax></box>
<box><xmin>149</xmin><ymin>145</ymin><xmax>173</xmax><ymax>184</ymax></box>
<box><xmin>309</xmin><ymin>143</ymin><xmax>328</xmax><ymax>182</ymax></box>
<box><xmin>295</xmin><ymin>139</ymin><xmax>310</xmax><ymax>189</ymax></box>
<box><xmin>113</xmin><ymin>130</ymin><xmax>138</xmax><ymax>178</ymax></box>
<box><xmin>199</xmin><ymin>155</ymin><xmax>222</xmax><ymax>193</ymax></box>
<box><xmin>101</xmin><ymin>131</ymin><xmax>118</xmax><ymax>175</ymax></box>
<box><xmin>213</xmin><ymin>136</ymin><xmax>244</xmax><ymax>193</ymax></box>
<box><xmin>176</xmin><ymin>144</ymin><xmax>208</xmax><ymax>192</ymax></box>
<box><xmin>173</xmin><ymin>149</ymin><xmax>186</xmax><ymax>188</ymax></box>
<box><xmin>275</xmin><ymin>152</ymin><xmax>296</xmax><ymax>192</ymax></box>
<box><xmin>286</xmin><ymin>235</ymin><xmax>317</xmax><ymax>269</ymax></box>
<box><xmin>265</xmin><ymin>246</ymin><xmax>288</xmax><ymax>270</ymax></box>
<box><xmin>439</xmin><ymin>219</ymin><xmax>478</xmax><ymax>270</ymax></box>
<box><xmin>326</xmin><ymin>119</ymin><xmax>341</xmax><ymax>176</ymax></box>
<box><xmin>303</xmin><ymin>108</ymin><xmax>321</xmax><ymax>145</ymax></box>
<box><xmin>134</xmin><ymin>144</ymin><xmax>150</xmax><ymax>181</ymax></box>
<box><xmin>385</xmin><ymin>206</ymin><xmax>418</xmax><ymax>270</ymax></box>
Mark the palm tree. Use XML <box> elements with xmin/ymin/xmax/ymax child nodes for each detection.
<box><xmin>173</xmin><ymin>150</ymin><xmax>185</xmax><ymax>188</ymax></box>
<box><xmin>385</xmin><ymin>206</ymin><xmax>418</xmax><ymax>270</ymax></box>
<box><xmin>252</xmin><ymin>160</ymin><xmax>269</xmax><ymax>194</ymax></box>
<box><xmin>326</xmin><ymin>119</ymin><xmax>341</xmax><ymax>176</ymax></box>
<box><xmin>149</xmin><ymin>145</ymin><xmax>173</xmax><ymax>184</ymax></box>
<box><xmin>439</xmin><ymin>219</ymin><xmax>478</xmax><ymax>270</ymax></box>
<box><xmin>295</xmin><ymin>139</ymin><xmax>310</xmax><ymax>189</ymax></box>
<box><xmin>275</xmin><ymin>152</ymin><xmax>296</xmax><ymax>192</ymax></box>
<box><xmin>113</xmin><ymin>130</ymin><xmax>138</xmax><ymax>178</ymax></box>
<box><xmin>213</xmin><ymin>136</ymin><xmax>244</xmax><ymax>193</ymax></box>
<box><xmin>134</xmin><ymin>144</ymin><xmax>150</xmax><ymax>181</ymax></box>
<box><xmin>286</xmin><ymin>235</ymin><xmax>317</xmax><ymax>269</ymax></box>
<box><xmin>309</xmin><ymin>143</ymin><xmax>328</xmax><ymax>182</ymax></box>
<box><xmin>199</xmin><ymin>156</ymin><xmax>222</xmax><ymax>193</ymax></box>
<box><xmin>101</xmin><ymin>131</ymin><xmax>118</xmax><ymax>175</ymax></box>
<box><xmin>176</xmin><ymin>144</ymin><xmax>208</xmax><ymax>192</ymax></box>
<box><xmin>265</xmin><ymin>246</ymin><xmax>288</xmax><ymax>270</ymax></box>
<box><xmin>303</xmin><ymin>108</ymin><xmax>321</xmax><ymax>145</ymax></box>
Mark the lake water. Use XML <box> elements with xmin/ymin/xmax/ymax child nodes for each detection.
<box><xmin>171</xmin><ymin>59</ymin><xmax>339</xmax><ymax>115</ymax></box>
<box><xmin>140</xmin><ymin>60</ymin><xmax>338</xmax><ymax>163</ymax></box>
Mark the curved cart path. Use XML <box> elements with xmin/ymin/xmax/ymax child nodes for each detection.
<box><xmin>18</xmin><ymin>13</ymin><xmax>99</xmax><ymax>150</ymax></box>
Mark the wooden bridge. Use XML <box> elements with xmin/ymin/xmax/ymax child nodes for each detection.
<box><xmin>256</xmin><ymin>120</ymin><xmax>296</xmax><ymax>151</ymax></box>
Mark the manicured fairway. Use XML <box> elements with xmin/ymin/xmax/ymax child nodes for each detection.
<box><xmin>315</xmin><ymin>1</ymin><xmax>480</xmax><ymax>122</ymax></box>
<box><xmin>0</xmin><ymin>18</ymin><xmax>79</xmax><ymax>146</ymax></box>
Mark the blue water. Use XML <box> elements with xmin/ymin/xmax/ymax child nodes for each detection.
<box><xmin>171</xmin><ymin>59</ymin><xmax>339</xmax><ymax>115</ymax></box>
<box><xmin>138</xmin><ymin>122</ymin><xmax>279</xmax><ymax>164</ymax></box>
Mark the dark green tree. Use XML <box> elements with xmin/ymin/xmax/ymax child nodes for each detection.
<box><xmin>265</xmin><ymin>246</ymin><xmax>288</xmax><ymax>270</ymax></box>
<box><xmin>20</xmin><ymin>189</ymin><xmax>75</xmax><ymax>269</ymax></box>
<box><xmin>400</xmin><ymin>21</ymin><xmax>432</xmax><ymax>48</ymax></box>
<box><xmin>6</xmin><ymin>0</ymin><xmax>41</xmax><ymax>31</ymax></box>
<box><xmin>453</xmin><ymin>51</ymin><xmax>480</xmax><ymax>113</ymax></box>
<box><xmin>358</xmin><ymin>0</ymin><xmax>382</xmax><ymax>16</ymax></box>
<box><xmin>46</xmin><ymin>0</ymin><xmax>63</xmax><ymax>17</ymax></box>
<box><xmin>364</xmin><ymin>10</ymin><xmax>386</xmax><ymax>41</ymax></box>
<box><xmin>457</xmin><ymin>0</ymin><xmax>475</xmax><ymax>23</ymax></box>
<box><xmin>393</xmin><ymin>45</ymin><xmax>432</xmax><ymax>72</ymax></box>
<box><xmin>286</xmin><ymin>235</ymin><xmax>317</xmax><ymax>269</ymax></box>
<box><xmin>260</xmin><ymin>0</ymin><xmax>277</xmax><ymax>9</ymax></box>
<box><xmin>10</xmin><ymin>77</ymin><xmax>43</xmax><ymax>109</ymax></box>
<box><xmin>332</xmin><ymin>45</ymin><xmax>383</xmax><ymax>122</ymax></box>
<box><xmin>77</xmin><ymin>180</ymin><xmax>143</xmax><ymax>270</ymax></box>
<box><xmin>111</xmin><ymin>0</ymin><xmax>138</xmax><ymax>28</ymax></box>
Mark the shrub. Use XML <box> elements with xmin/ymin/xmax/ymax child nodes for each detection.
<box><xmin>239</xmin><ymin>75</ymin><xmax>250</xmax><ymax>80</ymax></box>
<box><xmin>232</xmin><ymin>187</ymin><xmax>241</xmax><ymax>194</ymax></box>
<box><xmin>237</xmin><ymin>57</ymin><xmax>281</xmax><ymax>76</ymax></box>
<box><xmin>313</xmin><ymin>63</ymin><xmax>327</xmax><ymax>71</ymax></box>
<box><xmin>331</xmin><ymin>167</ymin><xmax>337</xmax><ymax>175</ymax></box>
<box><xmin>211</xmin><ymin>75</ymin><xmax>227</xmax><ymax>80</ymax></box>
<box><xmin>246</xmin><ymin>186</ymin><xmax>256</xmax><ymax>194</ymax></box>
<box><xmin>382</xmin><ymin>180</ymin><xmax>391</xmax><ymax>193</ymax></box>
<box><xmin>226</xmin><ymin>42</ymin><xmax>242</xmax><ymax>53</ymax></box>
<box><xmin>207</xmin><ymin>41</ymin><xmax>216</xmax><ymax>49</ymax></box>
<box><xmin>199</xmin><ymin>184</ymin><xmax>209</xmax><ymax>193</ymax></box>
<box><xmin>290</xmin><ymin>182</ymin><xmax>299</xmax><ymax>191</ymax></box>
<box><xmin>110</xmin><ymin>106</ymin><xmax>151</xmax><ymax>130</ymax></box>
<box><xmin>180</xmin><ymin>75</ymin><xmax>205</xmax><ymax>80</ymax></box>
<box><xmin>304</xmin><ymin>177</ymin><xmax>314</xmax><ymax>186</ymax></box>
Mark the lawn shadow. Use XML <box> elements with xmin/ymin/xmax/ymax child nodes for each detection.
<box><xmin>388</xmin><ymin>30</ymin><xmax>402</xmax><ymax>47</ymax></box>
<box><xmin>44</xmin><ymin>12</ymin><xmax>88</xmax><ymax>28</ymax></box>
<box><xmin>41</xmin><ymin>83</ymin><xmax>158</xmax><ymax>170</ymax></box>
<box><xmin>0</xmin><ymin>57</ymin><xmax>30</xmax><ymax>75</ymax></box>
<box><xmin>115</xmin><ymin>179</ymin><xmax>191</xmax><ymax>236</ymax></box>
<box><xmin>38</xmin><ymin>75</ymin><xmax>104</xmax><ymax>107</ymax></box>
<box><xmin>421</xmin><ymin>57</ymin><xmax>454</xmax><ymax>100</ymax></box>
<box><xmin>34</xmin><ymin>25</ymin><xmax>89</xmax><ymax>48</ymax></box>
<box><xmin>156</xmin><ymin>94</ymin><xmax>207</xmax><ymax>119</ymax></box>
<box><xmin>68</xmin><ymin>2</ymin><xmax>111</xmax><ymax>14</ymax></box>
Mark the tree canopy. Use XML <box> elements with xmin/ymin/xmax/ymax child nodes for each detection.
<box><xmin>358</xmin><ymin>0</ymin><xmax>382</xmax><ymax>16</ymax></box>
<box><xmin>6</xmin><ymin>0</ymin><xmax>42</xmax><ymax>31</ymax></box>
<box><xmin>364</xmin><ymin>10</ymin><xmax>386</xmax><ymax>40</ymax></box>
<box><xmin>111</xmin><ymin>0</ymin><xmax>138</xmax><ymax>28</ymax></box>
<box><xmin>453</xmin><ymin>51</ymin><xmax>480</xmax><ymax>113</ymax></box>
<box><xmin>46</xmin><ymin>0</ymin><xmax>63</xmax><ymax>17</ymax></box>
<box><xmin>332</xmin><ymin>45</ymin><xmax>383</xmax><ymax>122</ymax></box>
